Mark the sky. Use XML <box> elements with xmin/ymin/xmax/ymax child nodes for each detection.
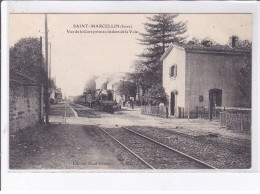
<box><xmin>9</xmin><ymin>14</ymin><xmax>252</xmax><ymax>97</ymax></box>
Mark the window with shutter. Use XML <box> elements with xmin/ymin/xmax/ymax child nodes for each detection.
<box><xmin>169</xmin><ymin>65</ymin><xmax>177</xmax><ymax>78</ymax></box>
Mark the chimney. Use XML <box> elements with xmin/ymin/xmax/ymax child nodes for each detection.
<box><xmin>229</xmin><ymin>35</ymin><xmax>238</xmax><ymax>48</ymax></box>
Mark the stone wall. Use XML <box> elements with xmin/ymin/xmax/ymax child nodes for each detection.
<box><xmin>9</xmin><ymin>83</ymin><xmax>44</xmax><ymax>133</ymax></box>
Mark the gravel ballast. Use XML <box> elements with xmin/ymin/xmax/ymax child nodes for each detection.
<box><xmin>126</xmin><ymin>126</ymin><xmax>251</xmax><ymax>169</ymax></box>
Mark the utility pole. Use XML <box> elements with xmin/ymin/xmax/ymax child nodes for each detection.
<box><xmin>45</xmin><ymin>14</ymin><xmax>49</xmax><ymax>124</ymax></box>
<box><xmin>39</xmin><ymin>36</ymin><xmax>44</xmax><ymax>124</ymax></box>
<box><xmin>49</xmin><ymin>42</ymin><xmax>51</xmax><ymax>79</ymax></box>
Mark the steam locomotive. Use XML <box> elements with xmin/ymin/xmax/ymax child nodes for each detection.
<box><xmin>74</xmin><ymin>89</ymin><xmax>120</xmax><ymax>113</ymax></box>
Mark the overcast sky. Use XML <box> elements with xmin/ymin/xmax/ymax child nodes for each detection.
<box><xmin>10</xmin><ymin>14</ymin><xmax>252</xmax><ymax>97</ymax></box>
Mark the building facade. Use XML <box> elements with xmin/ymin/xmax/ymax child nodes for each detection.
<box><xmin>161</xmin><ymin>39</ymin><xmax>251</xmax><ymax>118</ymax></box>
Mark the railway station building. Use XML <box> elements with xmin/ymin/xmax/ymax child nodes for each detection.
<box><xmin>160</xmin><ymin>37</ymin><xmax>251</xmax><ymax>118</ymax></box>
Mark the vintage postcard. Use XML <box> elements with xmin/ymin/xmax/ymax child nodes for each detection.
<box><xmin>1</xmin><ymin>0</ymin><xmax>260</xmax><ymax>191</ymax></box>
<box><xmin>8</xmin><ymin>13</ymin><xmax>252</xmax><ymax>170</ymax></box>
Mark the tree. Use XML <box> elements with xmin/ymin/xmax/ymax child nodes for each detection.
<box><xmin>49</xmin><ymin>78</ymin><xmax>57</xmax><ymax>90</ymax></box>
<box><xmin>186</xmin><ymin>37</ymin><xmax>219</xmax><ymax>47</ymax></box>
<box><xmin>200</xmin><ymin>37</ymin><xmax>216</xmax><ymax>47</ymax></box>
<box><xmin>117</xmin><ymin>80</ymin><xmax>136</xmax><ymax>100</ymax></box>
<box><xmin>137</xmin><ymin>14</ymin><xmax>187</xmax><ymax>86</ymax></box>
<box><xmin>142</xmin><ymin>84</ymin><xmax>167</xmax><ymax>105</ymax></box>
<box><xmin>128</xmin><ymin>60</ymin><xmax>149</xmax><ymax>92</ymax></box>
<box><xmin>239</xmin><ymin>53</ymin><xmax>252</xmax><ymax>107</ymax></box>
<box><xmin>237</xmin><ymin>39</ymin><xmax>252</xmax><ymax>49</ymax></box>
<box><xmin>9</xmin><ymin>37</ymin><xmax>44</xmax><ymax>82</ymax></box>
<box><xmin>235</xmin><ymin>38</ymin><xmax>252</xmax><ymax>107</ymax></box>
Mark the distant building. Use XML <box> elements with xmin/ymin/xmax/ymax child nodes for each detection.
<box><xmin>160</xmin><ymin>36</ymin><xmax>251</xmax><ymax>118</ymax></box>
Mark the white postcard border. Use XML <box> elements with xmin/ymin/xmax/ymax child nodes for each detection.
<box><xmin>1</xmin><ymin>0</ymin><xmax>260</xmax><ymax>190</ymax></box>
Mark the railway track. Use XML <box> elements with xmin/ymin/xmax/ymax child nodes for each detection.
<box><xmin>97</xmin><ymin>126</ymin><xmax>217</xmax><ymax>169</ymax></box>
<box><xmin>73</xmin><ymin>104</ymin><xmax>217</xmax><ymax>169</ymax></box>
<box><xmin>127</xmin><ymin>126</ymin><xmax>251</xmax><ymax>152</ymax></box>
<box><xmin>69</xmin><ymin>103</ymin><xmax>100</xmax><ymax>118</ymax></box>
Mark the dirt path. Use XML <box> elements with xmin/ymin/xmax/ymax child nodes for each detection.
<box><xmin>9</xmin><ymin>123</ymin><xmax>147</xmax><ymax>169</ymax></box>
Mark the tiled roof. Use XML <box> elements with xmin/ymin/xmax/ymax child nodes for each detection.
<box><xmin>182</xmin><ymin>43</ymin><xmax>251</xmax><ymax>53</ymax></box>
<box><xmin>160</xmin><ymin>43</ymin><xmax>251</xmax><ymax>61</ymax></box>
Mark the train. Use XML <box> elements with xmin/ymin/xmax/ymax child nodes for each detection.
<box><xmin>74</xmin><ymin>89</ymin><xmax>121</xmax><ymax>113</ymax></box>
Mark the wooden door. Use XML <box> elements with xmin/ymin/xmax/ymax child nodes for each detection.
<box><xmin>170</xmin><ymin>92</ymin><xmax>175</xmax><ymax>115</ymax></box>
<box><xmin>209</xmin><ymin>89</ymin><xmax>222</xmax><ymax>107</ymax></box>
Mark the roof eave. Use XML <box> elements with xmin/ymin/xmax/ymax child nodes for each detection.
<box><xmin>185</xmin><ymin>49</ymin><xmax>251</xmax><ymax>55</ymax></box>
<box><xmin>160</xmin><ymin>44</ymin><xmax>185</xmax><ymax>61</ymax></box>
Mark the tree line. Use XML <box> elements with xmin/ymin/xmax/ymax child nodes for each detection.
<box><xmin>82</xmin><ymin>14</ymin><xmax>251</xmax><ymax>106</ymax></box>
<box><xmin>10</xmin><ymin>37</ymin><xmax>58</xmax><ymax>89</ymax></box>
<box><xmin>119</xmin><ymin>14</ymin><xmax>252</xmax><ymax>106</ymax></box>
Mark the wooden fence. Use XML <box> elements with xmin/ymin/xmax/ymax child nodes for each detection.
<box><xmin>141</xmin><ymin>105</ymin><xmax>168</xmax><ymax>118</ymax></box>
<box><xmin>197</xmin><ymin>106</ymin><xmax>209</xmax><ymax>119</ymax></box>
<box><xmin>141</xmin><ymin>105</ymin><xmax>251</xmax><ymax>131</ymax></box>
<box><xmin>197</xmin><ymin>106</ymin><xmax>251</xmax><ymax>131</ymax></box>
<box><xmin>197</xmin><ymin>106</ymin><xmax>220</xmax><ymax>120</ymax></box>
<box><xmin>220</xmin><ymin>111</ymin><xmax>251</xmax><ymax>132</ymax></box>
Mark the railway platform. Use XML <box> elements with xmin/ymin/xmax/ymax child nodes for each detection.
<box><xmin>84</xmin><ymin>104</ymin><xmax>251</xmax><ymax>142</ymax></box>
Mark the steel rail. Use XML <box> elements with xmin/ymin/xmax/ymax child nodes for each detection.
<box><xmin>80</xmin><ymin>105</ymin><xmax>98</xmax><ymax>116</ymax></box>
<box><xmin>79</xmin><ymin>104</ymin><xmax>216</xmax><ymax>169</ymax></box>
<box><xmin>96</xmin><ymin>126</ymin><xmax>155</xmax><ymax>170</ymax></box>
<box><xmin>85</xmin><ymin>109</ymin><xmax>99</xmax><ymax>117</ymax></box>
<box><xmin>72</xmin><ymin>103</ymin><xmax>99</xmax><ymax>117</ymax></box>
<box><xmin>121</xmin><ymin>126</ymin><xmax>217</xmax><ymax>169</ymax></box>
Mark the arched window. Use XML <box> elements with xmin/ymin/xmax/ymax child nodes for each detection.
<box><xmin>169</xmin><ymin>65</ymin><xmax>177</xmax><ymax>78</ymax></box>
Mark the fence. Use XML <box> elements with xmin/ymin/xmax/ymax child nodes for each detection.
<box><xmin>196</xmin><ymin>106</ymin><xmax>209</xmax><ymax>119</ymax></box>
<box><xmin>141</xmin><ymin>105</ymin><xmax>168</xmax><ymax>118</ymax></box>
<box><xmin>177</xmin><ymin>107</ymin><xmax>185</xmax><ymax>118</ymax></box>
<box><xmin>220</xmin><ymin>111</ymin><xmax>251</xmax><ymax>132</ymax></box>
<box><xmin>197</xmin><ymin>106</ymin><xmax>251</xmax><ymax>131</ymax></box>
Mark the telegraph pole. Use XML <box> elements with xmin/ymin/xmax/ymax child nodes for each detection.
<box><xmin>49</xmin><ymin>42</ymin><xmax>51</xmax><ymax>79</ymax></box>
<box><xmin>39</xmin><ymin>36</ymin><xmax>44</xmax><ymax>124</ymax></box>
<box><xmin>45</xmin><ymin>14</ymin><xmax>49</xmax><ymax>124</ymax></box>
